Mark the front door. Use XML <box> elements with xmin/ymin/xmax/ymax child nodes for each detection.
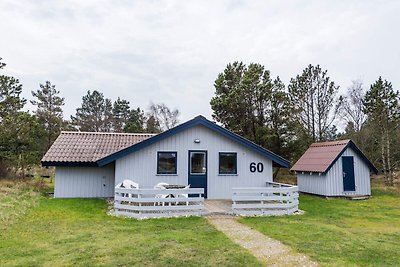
<box><xmin>188</xmin><ymin>150</ymin><xmax>207</xmax><ymax>198</ymax></box>
<box><xmin>342</xmin><ymin>156</ymin><xmax>355</xmax><ymax>191</ymax></box>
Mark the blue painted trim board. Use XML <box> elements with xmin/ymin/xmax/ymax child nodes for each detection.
<box><xmin>41</xmin><ymin>161</ymin><xmax>98</xmax><ymax>167</ymax></box>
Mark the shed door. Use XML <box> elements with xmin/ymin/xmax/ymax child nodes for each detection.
<box><xmin>342</xmin><ymin>156</ymin><xmax>355</xmax><ymax>191</ymax></box>
<box><xmin>188</xmin><ymin>151</ymin><xmax>207</xmax><ymax>198</ymax></box>
<box><xmin>101</xmin><ymin>174</ymin><xmax>113</xmax><ymax>197</ymax></box>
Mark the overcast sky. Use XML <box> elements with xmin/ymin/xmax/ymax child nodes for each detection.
<box><xmin>1</xmin><ymin>0</ymin><xmax>399</xmax><ymax>125</ymax></box>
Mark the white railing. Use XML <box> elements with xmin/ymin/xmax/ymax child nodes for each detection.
<box><xmin>232</xmin><ymin>182</ymin><xmax>299</xmax><ymax>216</ymax></box>
<box><xmin>114</xmin><ymin>187</ymin><xmax>205</xmax><ymax>219</ymax></box>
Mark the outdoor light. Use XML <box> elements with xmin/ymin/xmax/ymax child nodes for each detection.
<box><xmin>194</xmin><ymin>139</ymin><xmax>200</xmax><ymax>143</ymax></box>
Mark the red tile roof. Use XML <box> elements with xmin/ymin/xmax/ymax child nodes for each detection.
<box><xmin>41</xmin><ymin>131</ymin><xmax>155</xmax><ymax>164</ymax></box>
<box><xmin>290</xmin><ymin>140</ymin><xmax>350</xmax><ymax>173</ymax></box>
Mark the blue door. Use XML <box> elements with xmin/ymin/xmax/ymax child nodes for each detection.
<box><xmin>188</xmin><ymin>150</ymin><xmax>207</xmax><ymax>198</ymax></box>
<box><xmin>342</xmin><ymin>156</ymin><xmax>355</xmax><ymax>191</ymax></box>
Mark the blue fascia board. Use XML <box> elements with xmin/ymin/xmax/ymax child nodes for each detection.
<box><xmin>97</xmin><ymin>116</ymin><xmax>290</xmax><ymax>168</ymax></box>
<box><xmin>41</xmin><ymin>161</ymin><xmax>98</xmax><ymax>167</ymax></box>
<box><xmin>323</xmin><ymin>140</ymin><xmax>378</xmax><ymax>174</ymax></box>
<box><xmin>347</xmin><ymin>141</ymin><xmax>378</xmax><ymax>174</ymax></box>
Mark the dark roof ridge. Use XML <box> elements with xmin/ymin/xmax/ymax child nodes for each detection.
<box><xmin>310</xmin><ymin>139</ymin><xmax>350</xmax><ymax>147</ymax></box>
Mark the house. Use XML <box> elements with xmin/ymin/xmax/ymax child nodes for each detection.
<box><xmin>42</xmin><ymin>115</ymin><xmax>290</xmax><ymax>199</ymax></box>
<box><xmin>291</xmin><ymin>140</ymin><xmax>378</xmax><ymax>197</ymax></box>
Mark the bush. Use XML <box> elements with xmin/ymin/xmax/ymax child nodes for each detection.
<box><xmin>0</xmin><ymin>161</ymin><xmax>12</xmax><ymax>178</ymax></box>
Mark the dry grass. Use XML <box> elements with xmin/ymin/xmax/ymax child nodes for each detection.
<box><xmin>0</xmin><ymin>179</ymin><xmax>43</xmax><ymax>231</ymax></box>
<box><xmin>371</xmin><ymin>172</ymin><xmax>400</xmax><ymax>194</ymax></box>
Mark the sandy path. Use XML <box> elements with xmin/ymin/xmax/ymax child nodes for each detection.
<box><xmin>208</xmin><ymin>216</ymin><xmax>318</xmax><ymax>267</ymax></box>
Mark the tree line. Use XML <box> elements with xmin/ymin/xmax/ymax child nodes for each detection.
<box><xmin>211</xmin><ymin>62</ymin><xmax>400</xmax><ymax>185</ymax></box>
<box><xmin>0</xmin><ymin>57</ymin><xmax>179</xmax><ymax>177</ymax></box>
<box><xmin>1</xmin><ymin>57</ymin><xmax>399</xmax><ymax>186</ymax></box>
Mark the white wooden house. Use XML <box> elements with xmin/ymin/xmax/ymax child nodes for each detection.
<box><xmin>291</xmin><ymin>140</ymin><xmax>377</xmax><ymax>197</ymax></box>
<box><xmin>42</xmin><ymin>116</ymin><xmax>289</xmax><ymax>199</ymax></box>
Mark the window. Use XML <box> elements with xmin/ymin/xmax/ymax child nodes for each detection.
<box><xmin>219</xmin><ymin>152</ymin><xmax>237</xmax><ymax>174</ymax></box>
<box><xmin>157</xmin><ymin>152</ymin><xmax>177</xmax><ymax>174</ymax></box>
<box><xmin>190</xmin><ymin>151</ymin><xmax>207</xmax><ymax>174</ymax></box>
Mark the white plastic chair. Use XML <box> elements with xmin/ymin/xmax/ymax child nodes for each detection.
<box><xmin>176</xmin><ymin>184</ymin><xmax>190</xmax><ymax>206</ymax></box>
<box><xmin>116</xmin><ymin>179</ymin><xmax>139</xmax><ymax>198</ymax></box>
<box><xmin>154</xmin><ymin>182</ymin><xmax>169</xmax><ymax>206</ymax></box>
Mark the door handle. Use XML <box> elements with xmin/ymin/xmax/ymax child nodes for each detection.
<box><xmin>343</xmin><ymin>172</ymin><xmax>346</xmax><ymax>177</ymax></box>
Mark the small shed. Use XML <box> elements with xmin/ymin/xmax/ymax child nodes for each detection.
<box><xmin>291</xmin><ymin>140</ymin><xmax>378</xmax><ymax>197</ymax></box>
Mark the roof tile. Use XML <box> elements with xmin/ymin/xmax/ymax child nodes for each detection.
<box><xmin>41</xmin><ymin>131</ymin><xmax>155</xmax><ymax>163</ymax></box>
<box><xmin>290</xmin><ymin>140</ymin><xmax>350</xmax><ymax>173</ymax></box>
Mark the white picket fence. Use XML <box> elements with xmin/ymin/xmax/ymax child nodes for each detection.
<box><xmin>114</xmin><ymin>187</ymin><xmax>205</xmax><ymax>219</ymax></box>
<box><xmin>232</xmin><ymin>182</ymin><xmax>299</xmax><ymax>216</ymax></box>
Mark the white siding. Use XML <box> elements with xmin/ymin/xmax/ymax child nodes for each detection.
<box><xmin>297</xmin><ymin>173</ymin><xmax>327</xmax><ymax>195</ymax></box>
<box><xmin>325</xmin><ymin>147</ymin><xmax>371</xmax><ymax>196</ymax></box>
<box><xmin>116</xmin><ymin>125</ymin><xmax>273</xmax><ymax>199</ymax></box>
<box><xmin>55</xmin><ymin>164</ymin><xmax>115</xmax><ymax>198</ymax></box>
<box><xmin>297</xmin><ymin>147</ymin><xmax>371</xmax><ymax>196</ymax></box>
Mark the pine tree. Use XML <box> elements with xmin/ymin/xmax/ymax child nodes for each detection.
<box><xmin>288</xmin><ymin>64</ymin><xmax>340</xmax><ymax>143</ymax></box>
<box><xmin>124</xmin><ymin>108</ymin><xmax>145</xmax><ymax>133</ymax></box>
<box><xmin>112</xmin><ymin>97</ymin><xmax>131</xmax><ymax>132</ymax></box>
<box><xmin>71</xmin><ymin>90</ymin><xmax>113</xmax><ymax>132</ymax></box>
<box><xmin>145</xmin><ymin>115</ymin><xmax>161</xmax><ymax>133</ymax></box>
<box><xmin>0</xmin><ymin>76</ymin><xmax>26</xmax><ymax>120</ymax></box>
<box><xmin>103</xmin><ymin>98</ymin><xmax>113</xmax><ymax>132</ymax></box>
<box><xmin>0</xmin><ymin>60</ymin><xmax>45</xmax><ymax>176</ymax></box>
<box><xmin>210</xmin><ymin>62</ymin><xmax>272</xmax><ymax>145</ymax></box>
<box><xmin>31</xmin><ymin>81</ymin><xmax>65</xmax><ymax>149</ymax></box>
<box><xmin>363</xmin><ymin>77</ymin><xmax>400</xmax><ymax>185</ymax></box>
<box><xmin>210</xmin><ymin>62</ymin><xmax>296</xmax><ymax>168</ymax></box>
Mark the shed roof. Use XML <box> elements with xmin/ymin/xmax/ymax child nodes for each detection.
<box><xmin>42</xmin><ymin>131</ymin><xmax>155</xmax><ymax>166</ymax></box>
<box><xmin>291</xmin><ymin>139</ymin><xmax>378</xmax><ymax>174</ymax></box>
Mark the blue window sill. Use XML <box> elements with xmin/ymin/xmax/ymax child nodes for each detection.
<box><xmin>156</xmin><ymin>174</ymin><xmax>178</xmax><ymax>176</ymax></box>
<box><xmin>218</xmin><ymin>173</ymin><xmax>238</xmax><ymax>176</ymax></box>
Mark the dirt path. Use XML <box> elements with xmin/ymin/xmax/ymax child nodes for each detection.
<box><xmin>208</xmin><ymin>216</ymin><xmax>318</xmax><ymax>267</ymax></box>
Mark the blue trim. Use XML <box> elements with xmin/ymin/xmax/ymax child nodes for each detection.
<box><xmin>323</xmin><ymin>140</ymin><xmax>378</xmax><ymax>174</ymax></box>
<box><xmin>97</xmin><ymin>116</ymin><xmax>290</xmax><ymax>168</ymax></box>
<box><xmin>41</xmin><ymin>161</ymin><xmax>98</xmax><ymax>167</ymax></box>
<box><xmin>157</xmin><ymin>151</ymin><xmax>178</xmax><ymax>175</ymax></box>
<box><xmin>219</xmin><ymin>152</ymin><xmax>238</xmax><ymax>175</ymax></box>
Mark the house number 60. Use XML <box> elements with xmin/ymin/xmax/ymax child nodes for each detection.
<box><xmin>250</xmin><ymin>162</ymin><xmax>264</xmax><ymax>173</ymax></box>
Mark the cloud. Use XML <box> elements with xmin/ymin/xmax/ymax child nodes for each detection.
<box><xmin>1</xmin><ymin>0</ymin><xmax>399</xmax><ymax>124</ymax></box>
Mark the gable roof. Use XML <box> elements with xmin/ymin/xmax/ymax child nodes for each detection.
<box><xmin>97</xmin><ymin>116</ymin><xmax>290</xmax><ymax>168</ymax></box>
<box><xmin>41</xmin><ymin>131</ymin><xmax>155</xmax><ymax>166</ymax></box>
<box><xmin>290</xmin><ymin>139</ymin><xmax>378</xmax><ymax>174</ymax></box>
<box><xmin>42</xmin><ymin>116</ymin><xmax>290</xmax><ymax>168</ymax></box>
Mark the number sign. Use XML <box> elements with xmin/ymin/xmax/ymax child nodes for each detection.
<box><xmin>250</xmin><ymin>162</ymin><xmax>264</xmax><ymax>173</ymax></box>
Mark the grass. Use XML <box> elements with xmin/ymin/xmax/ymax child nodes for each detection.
<box><xmin>240</xmin><ymin>184</ymin><xmax>400</xmax><ymax>266</ymax></box>
<box><xmin>2</xmin><ymin>177</ymin><xmax>400</xmax><ymax>266</ymax></box>
<box><xmin>0</xmin><ymin>179</ymin><xmax>43</xmax><ymax>231</ymax></box>
<box><xmin>0</xmin><ymin>181</ymin><xmax>260</xmax><ymax>267</ymax></box>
